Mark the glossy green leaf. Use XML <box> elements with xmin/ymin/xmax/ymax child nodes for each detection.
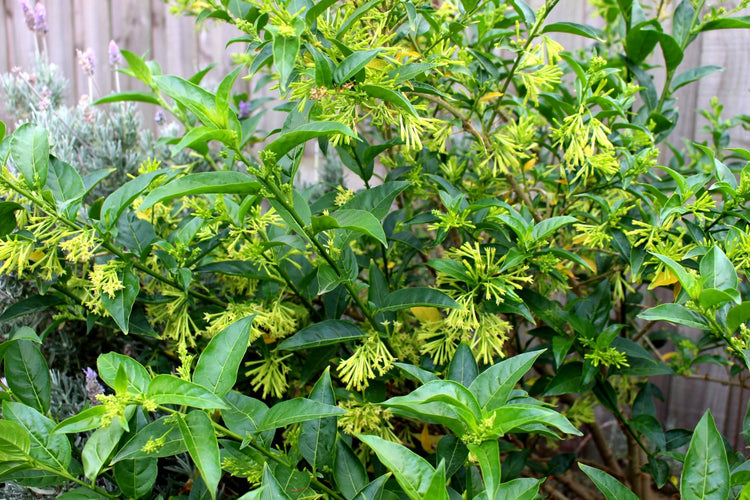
<box><xmin>82</xmin><ymin>410</ymin><xmax>131</xmax><ymax>480</ymax></box>
<box><xmin>342</xmin><ymin>181</ymin><xmax>410</xmax><ymax>219</ymax></box>
<box><xmin>361</xmin><ymin>85</ymin><xmax>418</xmax><ymax>117</ymax></box>
<box><xmin>358</xmin><ymin>434</ymin><xmax>436</xmax><ymax>500</ymax></box>
<box><xmin>638</xmin><ymin>304</ymin><xmax>710</xmax><ymax>330</ymax></box>
<box><xmin>97</xmin><ymin>352</ymin><xmax>151</xmax><ymax>394</ymax></box>
<box><xmin>299</xmin><ymin>369</ymin><xmax>337</xmax><ymax>471</ymax></box>
<box><xmin>388</xmin><ymin>62</ymin><xmax>438</xmax><ymax>85</ymax></box>
<box><xmin>650</xmin><ymin>253</ymin><xmax>699</xmax><ymax>298</ymax></box>
<box><xmin>99</xmin><ymin>169</ymin><xmax>169</xmax><ymax>228</ymax></box>
<box><xmin>178</xmin><ymin>410</ymin><xmax>222</xmax><ymax>500</ymax></box>
<box><xmin>542</xmin><ymin>22</ymin><xmax>603</xmax><ymax>40</ymax></box>
<box><xmin>278</xmin><ymin>320</ymin><xmax>368</xmax><ymax>351</ymax></box>
<box><xmin>221</xmin><ymin>391</ymin><xmax>271</xmax><ymax>443</ymax></box>
<box><xmin>193</xmin><ymin>315</ymin><xmax>254</xmax><ymax>397</ymax></box>
<box><xmin>5</xmin><ymin>340</ymin><xmax>51</xmax><ymax>413</ymax></box>
<box><xmin>273</xmin><ymin>35</ymin><xmax>299</xmax><ymax>92</ymax></box>
<box><xmin>53</xmin><ymin>406</ymin><xmax>108</xmax><ymax>434</ymax></box>
<box><xmin>468</xmin><ymin>440</ymin><xmax>501</xmax><ymax>498</ymax></box>
<box><xmin>672</xmin><ymin>66</ymin><xmax>722</xmax><ymax>91</ymax></box>
<box><xmin>447</xmin><ymin>342</ymin><xmax>478</xmax><ymax>387</ymax></box>
<box><xmin>138</xmin><ymin>171</ymin><xmax>259</xmax><ymax>211</ymax></box>
<box><xmin>530</xmin><ymin>216</ymin><xmax>577</xmax><ymax>243</ymax></box>
<box><xmin>728</xmin><ymin>302</ymin><xmax>750</xmax><ymax>333</ymax></box>
<box><xmin>334</xmin><ymin>437</ymin><xmax>368</xmax><ymax>498</ymax></box>
<box><xmin>379</xmin><ymin>287</ymin><xmax>461</xmax><ymax>312</ymax></box>
<box><xmin>264</xmin><ymin>121</ymin><xmax>357</xmax><ymax>160</ymax></box>
<box><xmin>154</xmin><ymin>74</ymin><xmax>225</xmax><ymax>128</ymax></box>
<box><xmin>119</xmin><ymin>50</ymin><xmax>154</xmax><ymax>86</ymax></box>
<box><xmin>305</xmin><ymin>0</ymin><xmax>338</xmax><ymax>25</ymax></box>
<box><xmin>94</xmin><ymin>91</ymin><xmax>161</xmax><ymax>106</ymax></box>
<box><xmin>101</xmin><ymin>268</ymin><xmax>140</xmax><ymax>334</ymax></box>
<box><xmin>335</xmin><ymin>0</ymin><xmax>385</xmax><ymax>37</ymax></box>
<box><xmin>45</xmin><ymin>157</ymin><xmax>85</xmax><ymax>215</ymax></box>
<box><xmin>171</xmin><ymin>126</ymin><xmax>237</xmax><ymax>155</ymax></box>
<box><xmin>0</xmin><ymin>295</ymin><xmax>65</xmax><ymax>324</ymax></box>
<box><xmin>352</xmin><ymin>474</ymin><xmax>390</xmax><ymax>500</ymax></box>
<box><xmin>394</xmin><ymin>362</ymin><xmax>439</xmax><ymax>385</ymax></box>
<box><xmin>700</xmin><ymin>16</ymin><xmax>750</xmax><ymax>31</ymax></box>
<box><xmin>0</xmin><ymin>418</ymin><xmax>31</xmax><ymax>460</ymax></box>
<box><xmin>579</xmin><ymin>463</ymin><xmax>638</xmax><ymax>500</ymax></box>
<box><xmin>469</xmin><ymin>349</ymin><xmax>544</xmax><ymax>412</ymax></box>
<box><xmin>681</xmin><ymin>409</ymin><xmax>730</xmax><ymax>500</ymax></box>
<box><xmin>313</xmin><ymin>208</ymin><xmax>387</xmax><ymax>245</ymax></box>
<box><xmin>0</xmin><ymin>201</ymin><xmax>23</xmax><ymax>237</ymax></box>
<box><xmin>10</xmin><ymin>123</ymin><xmax>49</xmax><ymax>188</ymax></box>
<box><xmin>422</xmin><ymin>460</ymin><xmax>449</xmax><ymax>500</ymax></box>
<box><xmin>256</xmin><ymin>398</ymin><xmax>346</xmax><ymax>432</ymax></box>
<box><xmin>489</xmin><ymin>404</ymin><xmax>581</xmax><ymax>438</ymax></box>
<box><xmin>113</xmin><ymin>416</ymin><xmax>186</xmax><ymax>462</ymax></box>
<box><xmin>383</xmin><ymin>380</ymin><xmax>481</xmax><ymax>436</ymax></box>
<box><xmin>700</xmin><ymin>246</ymin><xmax>737</xmax><ymax>292</ymax></box>
<box><xmin>0</xmin><ymin>327</ymin><xmax>41</xmax><ymax>363</ymax></box>
<box><xmin>333</xmin><ymin>49</ymin><xmax>380</xmax><ymax>84</ymax></box>
<box><xmin>436</xmin><ymin>435</ymin><xmax>469</xmax><ymax>479</ymax></box>
<box><xmin>113</xmin><ymin>456</ymin><xmax>158</xmax><ymax>499</ymax></box>
<box><xmin>3</xmin><ymin>401</ymin><xmax>70</xmax><ymax>472</ymax></box>
<box><xmin>147</xmin><ymin>375</ymin><xmax>230</xmax><ymax>409</ymax></box>
<box><xmin>495</xmin><ymin>478</ymin><xmax>543</xmax><ymax>500</ymax></box>
<box><xmin>261</xmin><ymin>463</ymin><xmax>293</xmax><ymax>499</ymax></box>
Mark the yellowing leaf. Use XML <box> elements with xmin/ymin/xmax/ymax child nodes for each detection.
<box><xmin>396</xmin><ymin>50</ymin><xmax>421</xmax><ymax>60</ymax></box>
<box><xmin>524</xmin><ymin>158</ymin><xmax>537</xmax><ymax>172</ymax></box>
<box><xmin>478</xmin><ymin>91</ymin><xmax>504</xmax><ymax>103</ymax></box>
<box><xmin>411</xmin><ymin>307</ymin><xmax>442</xmax><ymax>323</ymax></box>
<box><xmin>648</xmin><ymin>269</ymin><xmax>678</xmax><ymax>289</ymax></box>
<box><xmin>580</xmin><ymin>258</ymin><xmax>597</xmax><ymax>274</ymax></box>
<box><xmin>29</xmin><ymin>250</ymin><xmax>44</xmax><ymax>262</ymax></box>
<box><xmin>413</xmin><ymin>424</ymin><xmax>442</xmax><ymax>453</ymax></box>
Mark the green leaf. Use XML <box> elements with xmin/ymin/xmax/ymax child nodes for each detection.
<box><xmin>530</xmin><ymin>216</ymin><xmax>577</xmax><ymax>243</ymax></box>
<box><xmin>542</xmin><ymin>22</ymin><xmax>603</xmax><ymax>40</ymax></box>
<box><xmin>138</xmin><ymin>171</ymin><xmax>259</xmax><ymax>212</ymax></box>
<box><xmin>638</xmin><ymin>304</ymin><xmax>710</xmax><ymax>330</ymax></box>
<box><xmin>0</xmin><ymin>420</ymin><xmax>30</xmax><ymax>462</ymax></box>
<box><xmin>728</xmin><ymin>302</ymin><xmax>750</xmax><ymax>333</ymax></box>
<box><xmin>55</xmin><ymin>488</ymin><xmax>107</xmax><ymax>499</ymax></box>
<box><xmin>0</xmin><ymin>295</ymin><xmax>65</xmax><ymax>324</ymax></box>
<box><xmin>387</xmin><ymin>62</ymin><xmax>438</xmax><ymax>85</ymax></box>
<box><xmin>700</xmin><ymin>16</ymin><xmax>750</xmax><ymax>31</ymax></box>
<box><xmin>113</xmin><ymin>457</ymin><xmax>157</xmax><ymax>499</ymax></box>
<box><xmin>53</xmin><ymin>406</ymin><xmax>108</xmax><ymax>434</ymax></box>
<box><xmin>334</xmin><ymin>49</ymin><xmax>381</xmax><ymax>84</ymax></box>
<box><xmin>261</xmin><ymin>463</ymin><xmax>293</xmax><ymax>499</ymax></box>
<box><xmin>10</xmin><ymin>123</ymin><xmax>49</xmax><ymax>188</ymax></box>
<box><xmin>147</xmin><ymin>375</ymin><xmax>230</xmax><ymax>409</ymax></box>
<box><xmin>273</xmin><ymin>35</ymin><xmax>300</xmax><ymax>92</ymax></box>
<box><xmin>216</xmin><ymin>66</ymin><xmax>243</xmax><ymax>116</ymax></box>
<box><xmin>193</xmin><ymin>315</ymin><xmax>254</xmax><ymax>397</ymax></box>
<box><xmin>221</xmin><ymin>391</ymin><xmax>271</xmax><ymax>442</ymax></box>
<box><xmin>342</xmin><ymin>181</ymin><xmax>410</xmax><ymax>219</ymax></box>
<box><xmin>100</xmin><ymin>169</ymin><xmax>169</xmax><ymax>228</ymax></box>
<box><xmin>650</xmin><ymin>252</ymin><xmax>699</xmax><ymax>298</ymax></box>
<box><xmin>326</xmin><ymin>209</ymin><xmax>388</xmax><ymax>245</ymax></box>
<box><xmin>171</xmin><ymin>127</ymin><xmax>238</xmax><ymax>155</ymax></box>
<box><xmin>672</xmin><ymin>66</ymin><xmax>722</xmax><ymax>91</ymax></box>
<box><xmin>394</xmin><ymin>362</ymin><xmax>440</xmax><ymax>385</ymax></box>
<box><xmin>489</xmin><ymin>404</ymin><xmax>581</xmax><ymax>438</ymax></box>
<box><xmin>306</xmin><ymin>0</ymin><xmax>338</xmax><ymax>25</ymax></box>
<box><xmin>579</xmin><ymin>463</ymin><xmax>638</xmax><ymax>500</ymax></box>
<box><xmin>265</xmin><ymin>121</ymin><xmax>357</xmax><ymax>160</ymax></box>
<box><xmin>383</xmin><ymin>380</ymin><xmax>481</xmax><ymax>436</ymax></box>
<box><xmin>119</xmin><ymin>50</ymin><xmax>154</xmax><ymax>86</ymax></box>
<box><xmin>681</xmin><ymin>409</ymin><xmax>730</xmax><ymax>500</ymax></box>
<box><xmin>379</xmin><ymin>287</ymin><xmax>461</xmax><ymax>312</ymax></box>
<box><xmin>334</xmin><ymin>437</ymin><xmax>368</xmax><ymax>498</ymax></box>
<box><xmin>436</xmin><ymin>435</ymin><xmax>469</xmax><ymax>479</ymax></box>
<box><xmin>82</xmin><ymin>410</ymin><xmax>131</xmax><ymax>481</ymax></box>
<box><xmin>335</xmin><ymin>0</ymin><xmax>385</xmax><ymax>37</ymax></box>
<box><xmin>422</xmin><ymin>460</ymin><xmax>449</xmax><ymax>500</ymax></box>
<box><xmin>358</xmin><ymin>434</ymin><xmax>436</xmax><ymax>500</ymax></box>
<box><xmin>178</xmin><ymin>410</ymin><xmax>222</xmax><ymax>500</ymax></box>
<box><xmin>468</xmin><ymin>440</ymin><xmax>501</xmax><ymax>498</ymax></box>
<box><xmin>447</xmin><ymin>343</ymin><xmax>478</xmax><ymax>387</ymax></box>
<box><xmin>256</xmin><ymin>398</ymin><xmax>346</xmax><ymax>432</ymax></box>
<box><xmin>352</xmin><ymin>474</ymin><xmax>390</xmax><ymax>500</ymax></box>
<box><xmin>45</xmin><ymin>157</ymin><xmax>85</xmax><ymax>215</ymax></box>
<box><xmin>468</xmin><ymin>350</ymin><xmax>544</xmax><ymax>412</ymax></box>
<box><xmin>93</xmin><ymin>91</ymin><xmax>162</xmax><ymax>106</ymax></box>
<box><xmin>113</xmin><ymin>417</ymin><xmax>186</xmax><ymax>462</ymax></box>
<box><xmin>0</xmin><ymin>327</ymin><xmax>41</xmax><ymax>363</ymax></box>
<box><xmin>495</xmin><ymin>478</ymin><xmax>543</xmax><ymax>500</ymax></box>
<box><xmin>5</xmin><ymin>340</ymin><xmax>51</xmax><ymax>413</ymax></box>
<box><xmin>700</xmin><ymin>246</ymin><xmax>737</xmax><ymax>292</ymax></box>
<box><xmin>97</xmin><ymin>352</ymin><xmax>151</xmax><ymax>394</ymax></box>
<box><xmin>278</xmin><ymin>320</ymin><xmax>368</xmax><ymax>351</ymax></box>
<box><xmin>154</xmin><ymin>74</ymin><xmax>225</xmax><ymax>128</ymax></box>
<box><xmin>362</xmin><ymin>85</ymin><xmax>418</xmax><ymax>117</ymax></box>
<box><xmin>101</xmin><ymin>268</ymin><xmax>140</xmax><ymax>334</ymax></box>
<box><xmin>300</xmin><ymin>368</ymin><xmax>337</xmax><ymax>471</ymax></box>
<box><xmin>3</xmin><ymin>401</ymin><xmax>70</xmax><ymax>472</ymax></box>
<box><xmin>0</xmin><ymin>201</ymin><xmax>23</xmax><ymax>237</ymax></box>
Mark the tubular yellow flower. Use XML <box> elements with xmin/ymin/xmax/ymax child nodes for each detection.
<box><xmin>338</xmin><ymin>332</ymin><xmax>395</xmax><ymax>392</ymax></box>
<box><xmin>245</xmin><ymin>353</ymin><xmax>291</xmax><ymax>399</ymax></box>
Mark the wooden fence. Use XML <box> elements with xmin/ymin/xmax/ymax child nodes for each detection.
<box><xmin>2</xmin><ymin>0</ymin><xmax>750</xmax><ymax>448</ymax></box>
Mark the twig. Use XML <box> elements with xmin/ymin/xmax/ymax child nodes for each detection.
<box><xmin>541</xmin><ymin>481</ymin><xmax>569</xmax><ymax>500</ymax></box>
<box><xmin>555</xmin><ymin>471</ymin><xmax>599</xmax><ymax>500</ymax></box>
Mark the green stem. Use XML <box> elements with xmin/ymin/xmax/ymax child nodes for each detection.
<box><xmin>32</xmin><ymin>460</ymin><xmax>118</xmax><ymax>499</ymax></box>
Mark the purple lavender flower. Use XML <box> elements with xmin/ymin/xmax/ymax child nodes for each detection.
<box><xmin>108</xmin><ymin>40</ymin><xmax>122</xmax><ymax>67</ymax></box>
<box><xmin>83</xmin><ymin>367</ymin><xmax>104</xmax><ymax>405</ymax></box>
<box><xmin>0</xmin><ymin>376</ymin><xmax>7</xmax><ymax>391</ymax></box>
<box><xmin>33</xmin><ymin>3</ymin><xmax>48</xmax><ymax>35</ymax></box>
<box><xmin>77</xmin><ymin>48</ymin><xmax>95</xmax><ymax>77</ymax></box>
<box><xmin>154</xmin><ymin>110</ymin><xmax>166</xmax><ymax>125</ymax></box>
<box><xmin>20</xmin><ymin>0</ymin><xmax>35</xmax><ymax>31</ymax></box>
<box><xmin>238</xmin><ymin>100</ymin><xmax>251</xmax><ymax>119</ymax></box>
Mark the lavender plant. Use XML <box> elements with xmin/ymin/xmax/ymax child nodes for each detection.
<box><xmin>1</xmin><ymin>0</ymin><xmax>750</xmax><ymax>499</ymax></box>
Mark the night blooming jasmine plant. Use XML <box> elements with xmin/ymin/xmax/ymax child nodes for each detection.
<box><xmin>1</xmin><ymin>0</ymin><xmax>750</xmax><ymax>499</ymax></box>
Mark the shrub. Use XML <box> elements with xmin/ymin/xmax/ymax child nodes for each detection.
<box><xmin>1</xmin><ymin>0</ymin><xmax>750</xmax><ymax>498</ymax></box>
